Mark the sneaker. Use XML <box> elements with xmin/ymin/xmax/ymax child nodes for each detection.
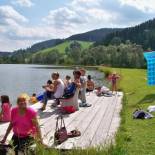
<box><xmin>79</xmin><ymin>103</ymin><xmax>91</xmax><ymax>107</ymax></box>
<box><xmin>84</xmin><ymin>103</ymin><xmax>92</xmax><ymax>107</ymax></box>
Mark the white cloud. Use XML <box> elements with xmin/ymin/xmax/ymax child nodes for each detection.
<box><xmin>43</xmin><ymin>7</ymin><xmax>87</xmax><ymax>29</ymax></box>
<box><xmin>12</xmin><ymin>0</ymin><xmax>34</xmax><ymax>7</ymax></box>
<box><xmin>42</xmin><ymin>0</ymin><xmax>121</xmax><ymax>34</ymax></box>
<box><xmin>0</xmin><ymin>5</ymin><xmax>28</xmax><ymax>24</ymax></box>
<box><xmin>1</xmin><ymin>0</ymin><xmax>155</xmax><ymax>51</ymax></box>
<box><xmin>0</xmin><ymin>34</ymin><xmax>37</xmax><ymax>51</ymax></box>
<box><xmin>72</xmin><ymin>0</ymin><xmax>101</xmax><ymax>8</ymax></box>
<box><xmin>119</xmin><ymin>0</ymin><xmax>155</xmax><ymax>13</ymax></box>
<box><xmin>0</xmin><ymin>24</ymin><xmax>73</xmax><ymax>51</ymax></box>
<box><xmin>86</xmin><ymin>8</ymin><xmax>117</xmax><ymax>21</ymax></box>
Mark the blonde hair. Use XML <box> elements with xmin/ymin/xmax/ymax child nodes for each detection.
<box><xmin>17</xmin><ymin>93</ymin><xmax>30</xmax><ymax>103</ymax></box>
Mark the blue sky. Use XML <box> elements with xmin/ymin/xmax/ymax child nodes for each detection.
<box><xmin>0</xmin><ymin>0</ymin><xmax>155</xmax><ymax>51</ymax></box>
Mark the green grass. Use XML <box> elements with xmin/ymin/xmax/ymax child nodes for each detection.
<box><xmin>36</xmin><ymin>40</ymin><xmax>93</xmax><ymax>54</ymax></box>
<box><xmin>99</xmin><ymin>66</ymin><xmax>155</xmax><ymax>155</ymax></box>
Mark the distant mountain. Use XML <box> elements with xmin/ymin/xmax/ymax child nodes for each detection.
<box><xmin>12</xmin><ymin>39</ymin><xmax>64</xmax><ymax>54</ymax></box>
<box><xmin>0</xmin><ymin>51</ymin><xmax>11</xmax><ymax>56</ymax></box>
<box><xmin>26</xmin><ymin>39</ymin><xmax>64</xmax><ymax>53</ymax></box>
<box><xmin>102</xmin><ymin>18</ymin><xmax>155</xmax><ymax>50</ymax></box>
<box><xmin>67</xmin><ymin>28</ymin><xmax>123</xmax><ymax>42</ymax></box>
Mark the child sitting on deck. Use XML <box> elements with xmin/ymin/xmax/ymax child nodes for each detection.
<box><xmin>95</xmin><ymin>86</ymin><xmax>112</xmax><ymax>96</ymax></box>
<box><xmin>29</xmin><ymin>93</ymin><xmax>38</xmax><ymax>104</ymax></box>
<box><xmin>64</xmin><ymin>75</ymin><xmax>72</xmax><ymax>88</ymax></box>
<box><xmin>86</xmin><ymin>75</ymin><xmax>95</xmax><ymax>92</ymax></box>
<box><xmin>0</xmin><ymin>95</ymin><xmax>11</xmax><ymax>122</ymax></box>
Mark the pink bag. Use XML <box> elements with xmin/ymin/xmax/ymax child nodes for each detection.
<box><xmin>54</xmin><ymin>115</ymin><xmax>68</xmax><ymax>145</ymax></box>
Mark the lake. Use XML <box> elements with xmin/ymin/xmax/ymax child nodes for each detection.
<box><xmin>0</xmin><ymin>64</ymin><xmax>106</xmax><ymax>105</ymax></box>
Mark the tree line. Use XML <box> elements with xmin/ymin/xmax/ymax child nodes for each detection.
<box><xmin>0</xmin><ymin>41</ymin><xmax>146</xmax><ymax>68</ymax></box>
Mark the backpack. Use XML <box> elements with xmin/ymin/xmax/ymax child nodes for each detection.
<box><xmin>63</xmin><ymin>82</ymin><xmax>76</xmax><ymax>98</ymax></box>
<box><xmin>133</xmin><ymin>110</ymin><xmax>145</xmax><ymax>119</ymax></box>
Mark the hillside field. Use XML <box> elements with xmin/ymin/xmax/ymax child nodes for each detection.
<box><xmin>36</xmin><ymin>40</ymin><xmax>93</xmax><ymax>54</ymax></box>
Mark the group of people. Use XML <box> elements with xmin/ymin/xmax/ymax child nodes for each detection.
<box><xmin>0</xmin><ymin>68</ymin><xmax>120</xmax><ymax>154</ymax></box>
<box><xmin>0</xmin><ymin>68</ymin><xmax>93</xmax><ymax>155</ymax></box>
<box><xmin>40</xmin><ymin>68</ymin><xmax>93</xmax><ymax>111</ymax></box>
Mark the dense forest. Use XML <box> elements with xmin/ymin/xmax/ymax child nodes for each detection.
<box><xmin>67</xmin><ymin>28</ymin><xmax>122</xmax><ymax>42</ymax></box>
<box><xmin>100</xmin><ymin>18</ymin><xmax>155</xmax><ymax>50</ymax></box>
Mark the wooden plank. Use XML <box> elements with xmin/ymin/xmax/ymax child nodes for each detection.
<box><xmin>41</xmin><ymin>94</ymin><xmax>100</xmax><ymax>146</ymax></box>
<box><xmin>75</xmin><ymin>95</ymin><xmax>116</xmax><ymax>148</ymax></box>
<box><xmin>57</xmin><ymin>95</ymin><xmax>114</xmax><ymax>149</ymax></box>
<box><xmin>90</xmin><ymin>94</ymin><xmax>119</xmax><ymax>147</ymax></box>
<box><xmin>105</xmin><ymin>93</ymin><xmax>123</xmax><ymax>144</ymax></box>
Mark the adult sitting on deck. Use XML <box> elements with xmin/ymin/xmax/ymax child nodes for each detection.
<box><xmin>0</xmin><ymin>95</ymin><xmax>43</xmax><ymax>155</ymax></box>
<box><xmin>60</xmin><ymin>70</ymin><xmax>81</xmax><ymax>111</ymax></box>
<box><xmin>41</xmin><ymin>72</ymin><xmax>65</xmax><ymax>111</ymax></box>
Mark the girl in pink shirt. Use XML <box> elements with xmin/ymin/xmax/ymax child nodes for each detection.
<box><xmin>1</xmin><ymin>95</ymin><xmax>43</xmax><ymax>155</ymax></box>
<box><xmin>0</xmin><ymin>95</ymin><xmax>11</xmax><ymax>122</ymax></box>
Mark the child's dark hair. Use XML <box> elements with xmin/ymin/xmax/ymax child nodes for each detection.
<box><xmin>1</xmin><ymin>95</ymin><xmax>10</xmax><ymax>104</ymax></box>
<box><xmin>73</xmin><ymin>70</ymin><xmax>81</xmax><ymax>76</ymax></box>
<box><xmin>32</xmin><ymin>93</ymin><xmax>36</xmax><ymax>96</ymax></box>
<box><xmin>47</xmin><ymin>80</ymin><xmax>52</xmax><ymax>84</ymax></box>
<box><xmin>66</xmin><ymin>75</ymin><xmax>71</xmax><ymax>79</ymax></box>
<box><xmin>87</xmin><ymin>75</ymin><xmax>91</xmax><ymax>80</ymax></box>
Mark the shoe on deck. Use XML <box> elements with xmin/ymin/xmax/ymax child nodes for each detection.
<box><xmin>79</xmin><ymin>103</ymin><xmax>92</xmax><ymax>107</ymax></box>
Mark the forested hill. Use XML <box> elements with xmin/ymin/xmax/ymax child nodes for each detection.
<box><xmin>26</xmin><ymin>39</ymin><xmax>64</xmax><ymax>53</ymax></box>
<box><xmin>67</xmin><ymin>28</ymin><xmax>122</xmax><ymax>42</ymax></box>
<box><xmin>102</xmin><ymin>18</ymin><xmax>155</xmax><ymax>50</ymax></box>
<box><xmin>0</xmin><ymin>52</ymin><xmax>11</xmax><ymax>56</ymax></box>
<box><xmin>13</xmin><ymin>39</ymin><xmax>64</xmax><ymax>54</ymax></box>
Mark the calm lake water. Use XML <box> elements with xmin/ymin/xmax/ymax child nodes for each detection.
<box><xmin>0</xmin><ymin>64</ymin><xmax>106</xmax><ymax>106</ymax></box>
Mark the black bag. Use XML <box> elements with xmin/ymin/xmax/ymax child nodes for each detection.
<box><xmin>133</xmin><ymin>110</ymin><xmax>145</xmax><ymax>119</ymax></box>
<box><xmin>54</xmin><ymin>116</ymin><xmax>68</xmax><ymax>145</ymax></box>
<box><xmin>0</xmin><ymin>144</ymin><xmax>12</xmax><ymax>155</ymax></box>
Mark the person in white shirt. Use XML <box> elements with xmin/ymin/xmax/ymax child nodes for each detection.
<box><xmin>41</xmin><ymin>72</ymin><xmax>65</xmax><ymax>110</ymax></box>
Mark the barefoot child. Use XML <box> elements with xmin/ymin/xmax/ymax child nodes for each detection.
<box><xmin>109</xmin><ymin>72</ymin><xmax>120</xmax><ymax>93</ymax></box>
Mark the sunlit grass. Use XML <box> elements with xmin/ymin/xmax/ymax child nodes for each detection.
<box><xmin>100</xmin><ymin>67</ymin><xmax>155</xmax><ymax>155</ymax></box>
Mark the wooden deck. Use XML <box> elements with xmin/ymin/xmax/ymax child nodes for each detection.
<box><xmin>0</xmin><ymin>92</ymin><xmax>123</xmax><ymax>149</ymax></box>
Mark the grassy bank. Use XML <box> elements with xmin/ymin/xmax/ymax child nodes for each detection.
<box><xmin>99</xmin><ymin>67</ymin><xmax>155</xmax><ymax>155</ymax></box>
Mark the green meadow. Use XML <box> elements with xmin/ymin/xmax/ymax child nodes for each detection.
<box><xmin>36</xmin><ymin>40</ymin><xmax>93</xmax><ymax>54</ymax></box>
